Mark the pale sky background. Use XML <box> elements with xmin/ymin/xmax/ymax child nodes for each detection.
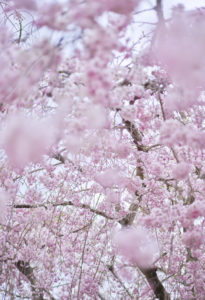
<box><xmin>163</xmin><ymin>0</ymin><xmax>205</xmax><ymax>12</ymax></box>
<box><xmin>15</xmin><ymin>0</ymin><xmax>205</xmax><ymax>55</ymax></box>
<box><xmin>137</xmin><ymin>0</ymin><xmax>205</xmax><ymax>24</ymax></box>
<box><xmin>123</xmin><ymin>0</ymin><xmax>205</xmax><ymax>54</ymax></box>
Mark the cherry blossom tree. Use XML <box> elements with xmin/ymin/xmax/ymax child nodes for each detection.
<box><xmin>0</xmin><ymin>0</ymin><xmax>205</xmax><ymax>299</ymax></box>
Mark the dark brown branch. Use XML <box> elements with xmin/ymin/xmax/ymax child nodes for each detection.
<box><xmin>118</xmin><ymin>203</ymin><xmax>139</xmax><ymax>226</ymax></box>
<box><xmin>14</xmin><ymin>204</ymin><xmax>46</xmax><ymax>209</ymax></box>
<box><xmin>14</xmin><ymin>201</ymin><xmax>115</xmax><ymax>220</ymax></box>
<box><xmin>119</xmin><ymin>215</ymin><xmax>171</xmax><ymax>299</ymax></box>
<box><xmin>119</xmin><ymin>190</ymin><xmax>170</xmax><ymax>300</ymax></box>
<box><xmin>52</xmin><ymin>153</ymin><xmax>65</xmax><ymax>164</ymax></box>
<box><xmin>140</xmin><ymin>267</ymin><xmax>170</xmax><ymax>300</ymax></box>
<box><xmin>98</xmin><ymin>292</ymin><xmax>106</xmax><ymax>300</ymax></box>
<box><xmin>155</xmin><ymin>0</ymin><xmax>164</xmax><ymax>24</ymax></box>
<box><xmin>71</xmin><ymin>222</ymin><xmax>92</xmax><ymax>233</ymax></box>
<box><xmin>151</xmin><ymin>0</ymin><xmax>165</xmax><ymax>45</ymax></box>
<box><xmin>15</xmin><ymin>261</ymin><xmax>44</xmax><ymax>300</ymax></box>
<box><xmin>15</xmin><ymin>204</ymin><xmax>170</xmax><ymax>299</ymax></box>
<box><xmin>121</xmin><ymin>116</ymin><xmax>169</xmax><ymax>298</ymax></box>
<box><xmin>15</xmin><ymin>261</ymin><xmax>56</xmax><ymax>300</ymax></box>
<box><xmin>158</xmin><ymin>92</ymin><xmax>166</xmax><ymax>121</ymax></box>
<box><xmin>123</xmin><ymin>118</ymin><xmax>161</xmax><ymax>152</ymax></box>
<box><xmin>134</xmin><ymin>7</ymin><xmax>156</xmax><ymax>16</ymax></box>
<box><xmin>123</xmin><ymin>119</ymin><xmax>144</xmax><ymax>151</ymax></box>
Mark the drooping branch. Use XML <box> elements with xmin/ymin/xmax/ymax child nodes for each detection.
<box><xmin>107</xmin><ymin>264</ymin><xmax>134</xmax><ymax>299</ymax></box>
<box><xmin>14</xmin><ymin>200</ymin><xmax>171</xmax><ymax>299</ymax></box>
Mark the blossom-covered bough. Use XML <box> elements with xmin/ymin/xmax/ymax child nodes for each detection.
<box><xmin>0</xmin><ymin>0</ymin><xmax>205</xmax><ymax>299</ymax></box>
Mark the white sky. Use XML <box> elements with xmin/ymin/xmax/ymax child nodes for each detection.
<box><xmin>126</xmin><ymin>0</ymin><xmax>205</xmax><ymax>53</ymax></box>
<box><xmin>20</xmin><ymin>0</ymin><xmax>205</xmax><ymax>55</ymax></box>
<box><xmin>164</xmin><ymin>0</ymin><xmax>205</xmax><ymax>13</ymax></box>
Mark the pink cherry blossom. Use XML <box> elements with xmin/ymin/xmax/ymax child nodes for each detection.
<box><xmin>113</xmin><ymin>227</ymin><xmax>159</xmax><ymax>268</ymax></box>
<box><xmin>0</xmin><ymin>189</ymin><xmax>9</xmax><ymax>223</ymax></box>
<box><xmin>0</xmin><ymin>114</ymin><xmax>59</xmax><ymax>169</ymax></box>
<box><xmin>172</xmin><ymin>162</ymin><xmax>191</xmax><ymax>180</ymax></box>
<box><xmin>104</xmin><ymin>0</ymin><xmax>140</xmax><ymax>15</ymax></box>
<box><xmin>183</xmin><ymin>229</ymin><xmax>203</xmax><ymax>249</ymax></box>
<box><xmin>94</xmin><ymin>168</ymin><xmax>126</xmax><ymax>189</ymax></box>
<box><xmin>0</xmin><ymin>2</ymin><xmax>204</xmax><ymax>300</ymax></box>
<box><xmin>12</xmin><ymin>0</ymin><xmax>37</xmax><ymax>10</ymax></box>
<box><xmin>154</xmin><ymin>11</ymin><xmax>205</xmax><ymax>94</ymax></box>
<box><xmin>186</xmin><ymin>202</ymin><xmax>205</xmax><ymax>219</ymax></box>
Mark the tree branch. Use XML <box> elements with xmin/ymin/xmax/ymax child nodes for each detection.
<box><xmin>15</xmin><ymin>261</ymin><xmax>56</xmax><ymax>300</ymax></box>
<box><xmin>155</xmin><ymin>0</ymin><xmax>164</xmax><ymax>24</ymax></box>
<box><xmin>123</xmin><ymin>119</ymin><xmax>148</xmax><ymax>152</ymax></box>
<box><xmin>140</xmin><ymin>267</ymin><xmax>170</xmax><ymax>300</ymax></box>
<box><xmin>15</xmin><ymin>261</ymin><xmax>44</xmax><ymax>300</ymax></box>
<box><xmin>13</xmin><ymin>201</ymin><xmax>115</xmax><ymax>220</ymax></box>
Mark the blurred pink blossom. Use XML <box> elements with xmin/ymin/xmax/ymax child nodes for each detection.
<box><xmin>155</xmin><ymin>12</ymin><xmax>205</xmax><ymax>94</ymax></box>
<box><xmin>7</xmin><ymin>0</ymin><xmax>37</xmax><ymax>11</ymax></box>
<box><xmin>183</xmin><ymin>229</ymin><xmax>203</xmax><ymax>249</ymax></box>
<box><xmin>113</xmin><ymin>227</ymin><xmax>158</xmax><ymax>268</ymax></box>
<box><xmin>172</xmin><ymin>162</ymin><xmax>190</xmax><ymax>180</ymax></box>
<box><xmin>186</xmin><ymin>202</ymin><xmax>205</xmax><ymax>219</ymax></box>
<box><xmin>94</xmin><ymin>168</ymin><xmax>126</xmax><ymax>189</ymax></box>
<box><xmin>0</xmin><ymin>189</ymin><xmax>9</xmax><ymax>223</ymax></box>
<box><xmin>104</xmin><ymin>0</ymin><xmax>140</xmax><ymax>15</ymax></box>
<box><xmin>0</xmin><ymin>114</ymin><xmax>59</xmax><ymax>169</ymax></box>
